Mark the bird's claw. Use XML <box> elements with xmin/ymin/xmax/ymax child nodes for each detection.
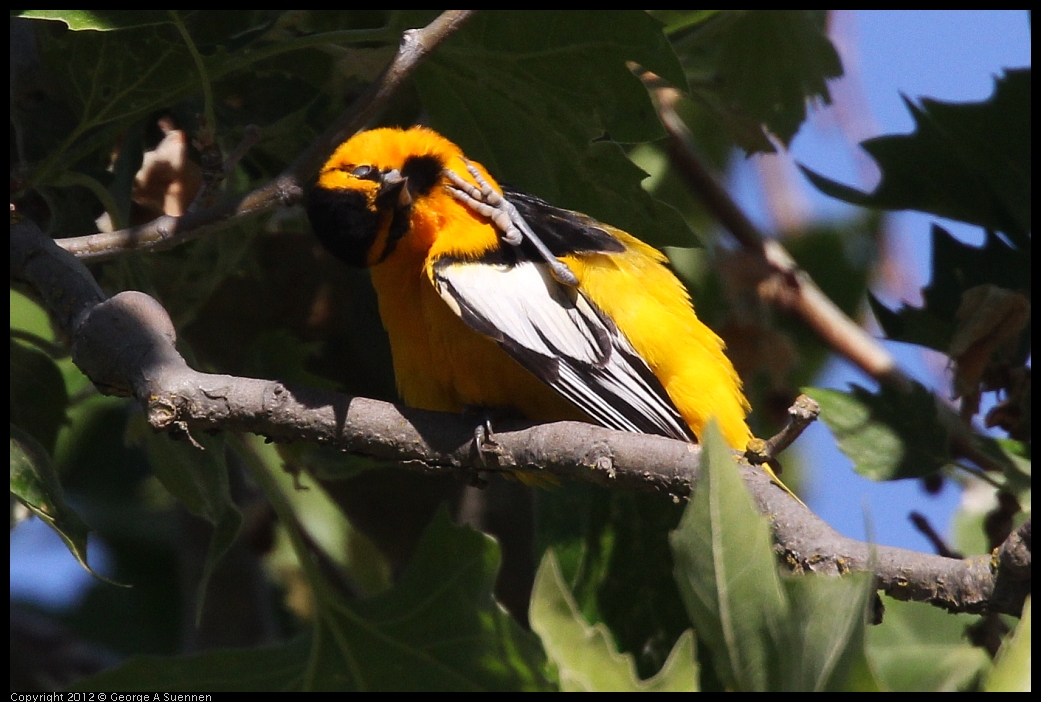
<box><xmin>444</xmin><ymin>163</ymin><xmax>524</xmax><ymax>245</ymax></box>
<box><xmin>443</xmin><ymin>160</ymin><xmax>579</xmax><ymax>287</ymax></box>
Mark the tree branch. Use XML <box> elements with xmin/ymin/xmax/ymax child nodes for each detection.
<box><xmin>11</xmin><ymin>215</ymin><xmax>1029</xmax><ymax>617</ymax></box>
<box><xmin>52</xmin><ymin>10</ymin><xmax>477</xmax><ymax>263</ymax></box>
<box><xmin>639</xmin><ymin>71</ymin><xmax>1005</xmax><ymax>475</ymax></box>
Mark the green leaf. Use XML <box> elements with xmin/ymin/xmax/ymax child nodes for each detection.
<box><xmin>414</xmin><ymin>10</ymin><xmax>696</xmax><ymax>248</ymax></box>
<box><xmin>671</xmin><ymin>10</ymin><xmax>843</xmax><ymax>151</ymax></box>
<box><xmin>142</xmin><ymin>430</ymin><xmax>238</xmax><ymax>528</ymax></box>
<box><xmin>866</xmin><ymin>597</ymin><xmax>990</xmax><ymax>691</ymax></box>
<box><xmin>594</xmin><ymin>493</ymin><xmax>693</xmax><ymax>679</ymax></box>
<box><xmin>947</xmin><ymin>437</ymin><xmax>1031</xmax><ymax>556</ymax></box>
<box><xmin>10</xmin><ymin>288</ymin><xmax>58</xmax><ymax>342</ymax></box>
<box><xmin>985</xmin><ymin>596</ymin><xmax>1031</xmax><ymax>692</ymax></box>
<box><xmin>869</xmin><ymin>294</ymin><xmax>953</xmax><ymax>356</ymax></box>
<box><xmin>17</xmin><ymin>10</ymin><xmax>174</xmax><ymax>31</ymax></box>
<box><xmin>530</xmin><ymin>550</ymin><xmax>698</xmax><ymax>691</ymax></box>
<box><xmin>140</xmin><ymin>429</ymin><xmax>242</xmax><ymax>618</ymax></box>
<box><xmin>653</xmin><ymin>10</ymin><xmax>721</xmax><ymax>36</ymax></box>
<box><xmin>869</xmin><ymin>227</ymin><xmax>1029</xmax><ymax>354</ymax></box>
<box><xmin>778</xmin><ymin>573</ymin><xmax>877</xmax><ymax>691</ymax></box>
<box><xmin>24</xmin><ymin>14</ymin><xmax>295</xmax><ymax>188</ymax></box>
<box><xmin>212</xmin><ymin>59</ymin><xmax>326</xmax><ymax>133</ymax></box>
<box><xmin>34</xmin><ymin>25</ymin><xmax>196</xmax><ymax>163</ymax></box>
<box><xmin>977</xmin><ymin>437</ymin><xmax>1031</xmax><ymax>511</ymax></box>
<box><xmin>669</xmin><ymin>421</ymin><xmax>787</xmax><ymax>691</ymax></box>
<box><xmin>802</xmin><ymin>69</ymin><xmax>1031</xmax><ymax>244</ymax></box>
<box><xmin>806</xmin><ymin>383</ymin><xmax>951</xmax><ymax>481</ymax></box>
<box><xmin>327</xmin><ymin>508</ymin><xmax>550</xmax><ymax>690</ymax></box>
<box><xmin>285</xmin><ymin>441</ymin><xmax>402</xmax><ymax>485</ymax></box>
<box><xmin>75</xmin><ymin>508</ymin><xmax>550</xmax><ymax>691</ymax></box>
<box><xmin>71</xmin><ymin>635</ymin><xmax>315</xmax><ymax>692</ymax></box>
<box><xmin>10</xmin><ymin>339</ymin><xmax>68</xmax><ymax>454</ymax></box>
<box><xmin>10</xmin><ymin>424</ymin><xmax>122</xmax><ymax>585</ymax></box>
<box><xmin>777</xmin><ymin>217</ymin><xmax>882</xmax><ymax>385</ymax></box>
<box><xmin>259</xmin><ymin>437</ymin><xmax>393</xmax><ymax>597</ymax></box>
<box><xmin>240</xmin><ymin>328</ymin><xmax>338</xmax><ymax>389</ymax></box>
<box><xmin>670</xmin><ymin>423</ymin><xmax>877</xmax><ymax>690</ymax></box>
<box><xmin>124</xmin><ymin>223</ymin><xmax>258</xmax><ymax>330</ymax></box>
<box><xmin>535</xmin><ymin>483</ymin><xmax>692</xmax><ymax>679</ymax></box>
<box><xmin>786</xmin><ymin>219</ymin><xmax>879</xmax><ymax>318</ymax></box>
<box><xmin>533</xmin><ymin>482</ymin><xmax>615</xmax><ymax>631</ymax></box>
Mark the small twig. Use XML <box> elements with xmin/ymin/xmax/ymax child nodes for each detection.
<box><xmin>187</xmin><ymin>114</ymin><xmax>225</xmax><ymax>213</ymax></box>
<box><xmin>951</xmin><ymin>461</ymin><xmax>1005</xmax><ymax>491</ymax></box>
<box><xmin>187</xmin><ymin>124</ymin><xmax>263</xmax><ymax>213</ymax></box>
<box><xmin>746</xmin><ymin>393</ymin><xmax>820</xmax><ymax>464</ymax></box>
<box><xmin>910</xmin><ymin>511</ymin><xmax>963</xmax><ymax>559</ymax></box>
<box><xmin>223</xmin><ymin>125</ymin><xmax>263</xmax><ymax>177</ymax></box>
<box><xmin>282</xmin><ymin>10</ymin><xmax>477</xmax><ymax>189</ymax></box>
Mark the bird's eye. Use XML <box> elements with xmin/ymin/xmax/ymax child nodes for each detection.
<box><xmin>351</xmin><ymin>165</ymin><xmax>381</xmax><ymax>181</ymax></box>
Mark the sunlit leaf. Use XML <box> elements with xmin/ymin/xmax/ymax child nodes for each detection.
<box><xmin>806</xmin><ymin>384</ymin><xmax>951</xmax><ymax>481</ymax></box>
<box><xmin>17</xmin><ymin>10</ymin><xmax>174</xmax><ymax>32</ymax></box>
<box><xmin>670</xmin><ymin>424</ymin><xmax>879</xmax><ymax>691</ymax></box>
<box><xmin>984</xmin><ymin>596</ymin><xmax>1031</xmax><ymax>692</ymax></box>
<box><xmin>669</xmin><ymin>422</ymin><xmax>787</xmax><ymax>691</ymax></box>
<box><xmin>867</xmin><ymin>597</ymin><xmax>990</xmax><ymax>691</ymax></box>
<box><xmin>530</xmin><ymin>550</ymin><xmax>698</xmax><ymax>691</ymax></box>
<box><xmin>777</xmin><ymin>572</ymin><xmax>877</xmax><ymax>691</ymax></box>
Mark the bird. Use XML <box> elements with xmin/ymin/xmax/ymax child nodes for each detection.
<box><xmin>306</xmin><ymin>126</ymin><xmax>752</xmax><ymax>453</ymax></box>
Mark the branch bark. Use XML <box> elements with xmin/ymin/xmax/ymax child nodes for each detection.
<box><xmin>11</xmin><ymin>215</ymin><xmax>1029</xmax><ymax>617</ymax></box>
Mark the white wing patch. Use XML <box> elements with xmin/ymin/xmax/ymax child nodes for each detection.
<box><xmin>432</xmin><ymin>260</ymin><xmax>694</xmax><ymax>441</ymax></box>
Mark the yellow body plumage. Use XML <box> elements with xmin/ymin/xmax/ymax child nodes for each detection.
<box><xmin>309</xmin><ymin>126</ymin><xmax>751</xmax><ymax>450</ymax></box>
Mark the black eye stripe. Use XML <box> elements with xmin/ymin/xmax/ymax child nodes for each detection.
<box><xmin>400</xmin><ymin>154</ymin><xmax>444</xmax><ymax>196</ymax></box>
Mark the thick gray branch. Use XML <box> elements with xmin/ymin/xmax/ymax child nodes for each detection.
<box><xmin>11</xmin><ymin>216</ymin><xmax>1028</xmax><ymax>617</ymax></box>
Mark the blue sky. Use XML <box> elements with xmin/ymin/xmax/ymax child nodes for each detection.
<box><xmin>729</xmin><ymin>10</ymin><xmax>1031</xmax><ymax>552</ymax></box>
<box><xmin>11</xmin><ymin>10</ymin><xmax>1033</xmax><ymax>608</ymax></box>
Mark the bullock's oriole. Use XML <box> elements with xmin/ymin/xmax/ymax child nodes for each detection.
<box><xmin>307</xmin><ymin>126</ymin><xmax>752</xmax><ymax>452</ymax></box>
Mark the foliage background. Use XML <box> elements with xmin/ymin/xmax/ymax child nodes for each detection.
<box><xmin>10</xmin><ymin>10</ymin><xmax>1030</xmax><ymax>692</ymax></box>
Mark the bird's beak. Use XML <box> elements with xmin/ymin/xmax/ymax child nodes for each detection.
<box><xmin>379</xmin><ymin>169</ymin><xmax>413</xmax><ymax>208</ymax></box>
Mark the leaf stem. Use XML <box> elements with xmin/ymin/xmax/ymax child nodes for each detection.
<box><xmin>169</xmin><ymin>11</ymin><xmax>216</xmax><ymax>143</ymax></box>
